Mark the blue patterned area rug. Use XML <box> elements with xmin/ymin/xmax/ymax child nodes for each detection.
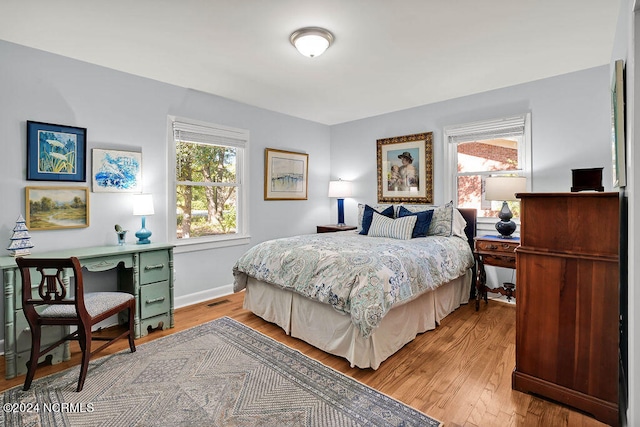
<box><xmin>1</xmin><ymin>317</ymin><xmax>441</xmax><ymax>426</ymax></box>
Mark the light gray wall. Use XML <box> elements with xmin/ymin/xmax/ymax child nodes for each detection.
<box><xmin>330</xmin><ymin>65</ymin><xmax>613</xmax><ymax>227</ymax></box>
<box><xmin>0</xmin><ymin>40</ymin><xmax>332</xmax><ymax>333</ymax></box>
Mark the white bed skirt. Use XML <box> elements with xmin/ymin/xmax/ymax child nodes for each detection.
<box><xmin>243</xmin><ymin>269</ymin><xmax>472</xmax><ymax>369</ymax></box>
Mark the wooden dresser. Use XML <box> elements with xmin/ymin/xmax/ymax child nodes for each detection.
<box><xmin>512</xmin><ymin>192</ymin><xmax>619</xmax><ymax>426</ymax></box>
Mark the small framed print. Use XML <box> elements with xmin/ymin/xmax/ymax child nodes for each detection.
<box><xmin>264</xmin><ymin>148</ymin><xmax>309</xmax><ymax>200</ymax></box>
<box><xmin>26</xmin><ymin>186</ymin><xmax>90</xmax><ymax>230</ymax></box>
<box><xmin>27</xmin><ymin>121</ymin><xmax>87</xmax><ymax>182</ymax></box>
<box><xmin>92</xmin><ymin>148</ymin><xmax>142</xmax><ymax>192</ymax></box>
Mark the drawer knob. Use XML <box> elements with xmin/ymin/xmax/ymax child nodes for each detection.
<box><xmin>144</xmin><ymin>264</ymin><xmax>165</xmax><ymax>271</ymax></box>
<box><xmin>487</xmin><ymin>244</ymin><xmax>498</xmax><ymax>250</ymax></box>
<box><xmin>146</xmin><ymin>296</ymin><xmax>166</xmax><ymax>305</ymax></box>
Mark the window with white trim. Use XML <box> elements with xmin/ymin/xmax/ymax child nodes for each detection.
<box><xmin>443</xmin><ymin>114</ymin><xmax>531</xmax><ymax>219</ymax></box>
<box><xmin>170</xmin><ymin>117</ymin><xmax>249</xmax><ymax>247</ymax></box>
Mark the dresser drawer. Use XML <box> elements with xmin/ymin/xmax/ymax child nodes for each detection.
<box><xmin>139</xmin><ymin>251</ymin><xmax>170</xmax><ymax>285</ymax></box>
<box><xmin>140</xmin><ymin>281</ymin><xmax>170</xmax><ymax>319</ymax></box>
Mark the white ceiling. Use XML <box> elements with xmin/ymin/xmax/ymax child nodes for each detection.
<box><xmin>0</xmin><ymin>1</ymin><xmax>621</xmax><ymax>125</ymax></box>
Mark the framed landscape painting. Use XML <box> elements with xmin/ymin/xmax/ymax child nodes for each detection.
<box><xmin>92</xmin><ymin>148</ymin><xmax>142</xmax><ymax>192</ymax></box>
<box><xmin>264</xmin><ymin>148</ymin><xmax>308</xmax><ymax>200</ymax></box>
<box><xmin>26</xmin><ymin>186</ymin><xmax>90</xmax><ymax>230</ymax></box>
<box><xmin>27</xmin><ymin>121</ymin><xmax>87</xmax><ymax>182</ymax></box>
<box><xmin>377</xmin><ymin>132</ymin><xmax>433</xmax><ymax>204</ymax></box>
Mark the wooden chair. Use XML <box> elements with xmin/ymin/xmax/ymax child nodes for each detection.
<box><xmin>15</xmin><ymin>256</ymin><xmax>136</xmax><ymax>392</ymax></box>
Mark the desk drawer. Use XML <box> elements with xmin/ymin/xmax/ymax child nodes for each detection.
<box><xmin>140</xmin><ymin>281</ymin><xmax>170</xmax><ymax>319</ymax></box>
<box><xmin>140</xmin><ymin>251</ymin><xmax>170</xmax><ymax>285</ymax></box>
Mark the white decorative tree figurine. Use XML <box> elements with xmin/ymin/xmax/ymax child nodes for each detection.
<box><xmin>7</xmin><ymin>215</ymin><xmax>34</xmax><ymax>257</ymax></box>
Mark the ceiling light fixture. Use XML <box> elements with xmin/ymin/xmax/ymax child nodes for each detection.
<box><xmin>290</xmin><ymin>27</ymin><xmax>334</xmax><ymax>58</ymax></box>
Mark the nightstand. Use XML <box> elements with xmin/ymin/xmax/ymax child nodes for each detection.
<box><xmin>316</xmin><ymin>225</ymin><xmax>357</xmax><ymax>233</ymax></box>
<box><xmin>474</xmin><ymin>235</ymin><xmax>519</xmax><ymax>310</ymax></box>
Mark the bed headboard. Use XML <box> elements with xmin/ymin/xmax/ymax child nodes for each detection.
<box><xmin>457</xmin><ymin>208</ymin><xmax>477</xmax><ymax>251</ymax></box>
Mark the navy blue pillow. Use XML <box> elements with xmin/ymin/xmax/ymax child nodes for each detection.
<box><xmin>360</xmin><ymin>205</ymin><xmax>394</xmax><ymax>235</ymax></box>
<box><xmin>398</xmin><ymin>206</ymin><xmax>434</xmax><ymax>238</ymax></box>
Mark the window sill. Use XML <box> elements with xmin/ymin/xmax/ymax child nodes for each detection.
<box><xmin>172</xmin><ymin>235</ymin><xmax>251</xmax><ymax>254</ymax></box>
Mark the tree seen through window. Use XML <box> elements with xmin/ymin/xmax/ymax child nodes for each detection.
<box><xmin>176</xmin><ymin>140</ymin><xmax>237</xmax><ymax>239</ymax></box>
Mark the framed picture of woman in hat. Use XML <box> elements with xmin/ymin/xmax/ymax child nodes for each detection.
<box><xmin>376</xmin><ymin>132</ymin><xmax>433</xmax><ymax>204</ymax></box>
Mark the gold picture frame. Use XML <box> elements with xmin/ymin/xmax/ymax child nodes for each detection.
<box><xmin>377</xmin><ymin>132</ymin><xmax>433</xmax><ymax>204</ymax></box>
<box><xmin>26</xmin><ymin>186</ymin><xmax>90</xmax><ymax>230</ymax></box>
<box><xmin>264</xmin><ymin>148</ymin><xmax>309</xmax><ymax>200</ymax></box>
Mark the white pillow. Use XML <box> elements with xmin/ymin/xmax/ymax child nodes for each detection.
<box><xmin>367</xmin><ymin>211</ymin><xmax>417</xmax><ymax>240</ymax></box>
<box><xmin>452</xmin><ymin>208</ymin><xmax>468</xmax><ymax>239</ymax></box>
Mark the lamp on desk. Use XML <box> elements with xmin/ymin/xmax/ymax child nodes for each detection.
<box><xmin>328</xmin><ymin>179</ymin><xmax>353</xmax><ymax>226</ymax></box>
<box><xmin>484</xmin><ymin>176</ymin><xmax>526</xmax><ymax>238</ymax></box>
<box><xmin>132</xmin><ymin>194</ymin><xmax>154</xmax><ymax>244</ymax></box>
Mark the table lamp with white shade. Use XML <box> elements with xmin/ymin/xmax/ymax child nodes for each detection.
<box><xmin>132</xmin><ymin>194</ymin><xmax>155</xmax><ymax>244</ymax></box>
<box><xmin>328</xmin><ymin>179</ymin><xmax>353</xmax><ymax>226</ymax></box>
<box><xmin>484</xmin><ymin>176</ymin><xmax>526</xmax><ymax>238</ymax></box>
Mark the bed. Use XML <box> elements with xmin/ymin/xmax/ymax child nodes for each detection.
<box><xmin>233</xmin><ymin>204</ymin><xmax>477</xmax><ymax>369</ymax></box>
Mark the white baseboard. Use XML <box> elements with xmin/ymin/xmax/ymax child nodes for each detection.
<box><xmin>174</xmin><ymin>284</ymin><xmax>234</xmax><ymax>309</ymax></box>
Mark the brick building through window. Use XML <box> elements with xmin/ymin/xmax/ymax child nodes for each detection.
<box><xmin>443</xmin><ymin>114</ymin><xmax>530</xmax><ymax>221</ymax></box>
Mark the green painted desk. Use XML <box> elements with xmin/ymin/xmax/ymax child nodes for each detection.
<box><xmin>0</xmin><ymin>243</ymin><xmax>174</xmax><ymax>379</ymax></box>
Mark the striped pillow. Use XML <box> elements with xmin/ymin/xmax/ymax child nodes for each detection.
<box><xmin>367</xmin><ymin>211</ymin><xmax>417</xmax><ymax>240</ymax></box>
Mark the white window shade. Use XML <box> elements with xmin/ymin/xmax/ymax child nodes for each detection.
<box><xmin>172</xmin><ymin>121</ymin><xmax>248</xmax><ymax>148</ymax></box>
<box><xmin>447</xmin><ymin>115</ymin><xmax>526</xmax><ymax>144</ymax></box>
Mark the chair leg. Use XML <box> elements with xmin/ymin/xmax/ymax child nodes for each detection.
<box><xmin>128</xmin><ymin>303</ymin><xmax>136</xmax><ymax>353</ymax></box>
<box><xmin>76</xmin><ymin>324</ymin><xmax>92</xmax><ymax>392</ymax></box>
<box><xmin>23</xmin><ymin>326</ymin><xmax>42</xmax><ymax>391</ymax></box>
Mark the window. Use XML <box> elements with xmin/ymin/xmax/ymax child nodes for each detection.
<box><xmin>443</xmin><ymin>114</ymin><xmax>531</xmax><ymax>219</ymax></box>
<box><xmin>169</xmin><ymin>117</ymin><xmax>249</xmax><ymax>250</ymax></box>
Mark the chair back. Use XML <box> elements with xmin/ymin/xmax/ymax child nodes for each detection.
<box><xmin>16</xmin><ymin>257</ymin><xmax>86</xmax><ymax>319</ymax></box>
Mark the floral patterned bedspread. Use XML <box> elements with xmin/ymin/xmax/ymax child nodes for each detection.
<box><xmin>232</xmin><ymin>232</ymin><xmax>474</xmax><ymax>338</ymax></box>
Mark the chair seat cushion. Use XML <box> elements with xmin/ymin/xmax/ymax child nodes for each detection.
<box><xmin>41</xmin><ymin>292</ymin><xmax>134</xmax><ymax>318</ymax></box>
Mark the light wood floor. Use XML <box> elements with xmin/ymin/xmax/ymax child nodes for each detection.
<box><xmin>0</xmin><ymin>292</ymin><xmax>608</xmax><ymax>427</ymax></box>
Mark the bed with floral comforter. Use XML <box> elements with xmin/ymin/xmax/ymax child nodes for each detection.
<box><xmin>233</xmin><ymin>232</ymin><xmax>474</xmax><ymax>339</ymax></box>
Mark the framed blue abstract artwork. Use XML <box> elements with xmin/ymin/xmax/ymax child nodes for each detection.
<box><xmin>26</xmin><ymin>121</ymin><xmax>87</xmax><ymax>182</ymax></box>
<box><xmin>92</xmin><ymin>148</ymin><xmax>142</xmax><ymax>193</ymax></box>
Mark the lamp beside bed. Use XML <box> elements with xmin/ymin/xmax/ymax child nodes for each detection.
<box><xmin>484</xmin><ymin>176</ymin><xmax>526</xmax><ymax>238</ymax></box>
<box><xmin>328</xmin><ymin>179</ymin><xmax>353</xmax><ymax>226</ymax></box>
